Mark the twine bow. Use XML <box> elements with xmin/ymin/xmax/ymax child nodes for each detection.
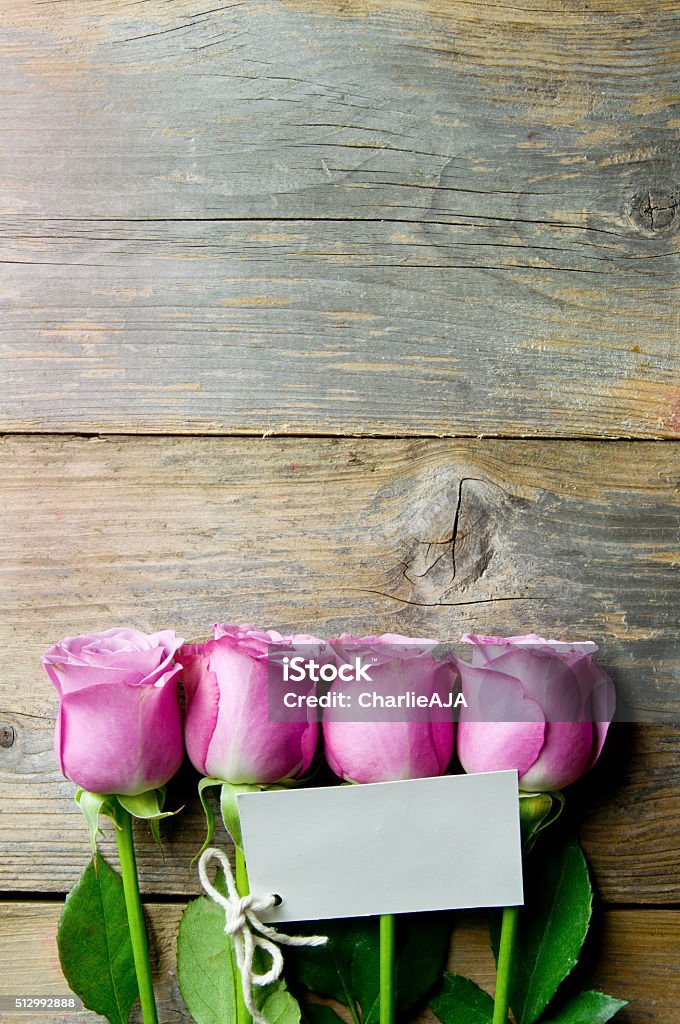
<box><xmin>198</xmin><ymin>847</ymin><xmax>327</xmax><ymax>1024</ymax></box>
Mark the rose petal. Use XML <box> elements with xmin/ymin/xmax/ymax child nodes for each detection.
<box><xmin>519</xmin><ymin>721</ymin><xmax>594</xmax><ymax>791</ymax></box>
<box><xmin>485</xmin><ymin>649</ymin><xmax>584</xmax><ymax>722</ymax></box>
<box><xmin>299</xmin><ymin>719</ymin><xmax>319</xmax><ymax>775</ymax></box>
<box><xmin>458</xmin><ymin>662</ymin><xmax>545</xmax><ymax>724</ymax></box>
<box><xmin>457</xmin><ymin>719</ymin><xmax>546</xmax><ymax>777</ymax></box>
<box><xmin>431</xmin><ymin>719</ymin><xmax>455</xmax><ymax>774</ymax></box>
<box><xmin>323</xmin><ymin>719</ymin><xmax>450</xmax><ymax>783</ymax></box>
<box><xmin>42</xmin><ymin>660</ymin><xmax>147</xmax><ymax>695</ymax></box>
<box><xmin>58</xmin><ymin>668</ymin><xmax>183</xmax><ymax>795</ymax></box>
<box><xmin>180</xmin><ymin>644</ymin><xmax>220</xmax><ymax>777</ymax></box>
<box><xmin>331</xmin><ymin>633</ymin><xmax>437</xmax><ymax>667</ymax></box>
<box><xmin>204</xmin><ymin>643</ymin><xmax>310</xmax><ymax>784</ymax></box>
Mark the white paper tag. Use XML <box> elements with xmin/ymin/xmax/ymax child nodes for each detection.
<box><xmin>238</xmin><ymin>771</ymin><xmax>523</xmax><ymax>922</ymax></box>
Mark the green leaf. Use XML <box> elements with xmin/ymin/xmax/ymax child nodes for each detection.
<box><xmin>75</xmin><ymin>790</ymin><xmax>118</xmax><ymax>851</ymax></box>
<box><xmin>286</xmin><ymin>912</ymin><xmax>451</xmax><ymax>1023</ymax></box>
<box><xmin>344</xmin><ymin>922</ymin><xmax>379</xmax><ymax>1021</ymax></box>
<box><xmin>396</xmin><ymin>912</ymin><xmax>452</xmax><ymax>1013</ymax></box>
<box><xmin>492</xmin><ymin>837</ymin><xmax>592</xmax><ymax>1024</ymax></box>
<box><xmin>285</xmin><ymin>917</ymin><xmax>377</xmax><ymax>1013</ymax></box>
<box><xmin>362</xmin><ymin>913</ymin><xmax>452</xmax><ymax>1023</ymax></box>
<box><xmin>252</xmin><ymin>946</ymin><xmax>304</xmax><ymax>1018</ymax></box>
<box><xmin>57</xmin><ymin>853</ymin><xmax>138</xmax><ymax>1024</ymax></box>
<box><xmin>177</xmin><ymin>875</ymin><xmax>303</xmax><ymax>1024</ymax></box>
<box><xmin>543</xmin><ymin>991</ymin><xmax>627</xmax><ymax>1022</ymax></box>
<box><xmin>221</xmin><ymin>781</ymin><xmax>263</xmax><ymax>849</ymax></box>
<box><xmin>177</xmin><ymin>888</ymin><xmax>240</xmax><ymax>1024</ymax></box>
<box><xmin>260</xmin><ymin>985</ymin><xmax>302</xmax><ymax>1024</ymax></box>
<box><xmin>430</xmin><ymin>973</ymin><xmax>494</xmax><ymax>1024</ymax></box>
<box><xmin>301</xmin><ymin>1004</ymin><xmax>346</xmax><ymax>1024</ymax></box>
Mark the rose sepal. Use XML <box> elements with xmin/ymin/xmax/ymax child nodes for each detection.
<box><xmin>75</xmin><ymin>789</ymin><xmax>119</xmax><ymax>852</ymax></box>
<box><xmin>195</xmin><ymin>777</ymin><xmax>265</xmax><ymax>859</ymax></box>
<box><xmin>117</xmin><ymin>787</ymin><xmax>184</xmax><ymax>848</ymax></box>
<box><xmin>519</xmin><ymin>790</ymin><xmax>565</xmax><ymax>852</ymax></box>
<box><xmin>220</xmin><ymin>781</ymin><xmax>266</xmax><ymax>849</ymax></box>
<box><xmin>76</xmin><ymin>787</ymin><xmax>182</xmax><ymax>851</ymax></box>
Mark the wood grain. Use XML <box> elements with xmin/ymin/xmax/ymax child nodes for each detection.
<box><xmin>0</xmin><ymin>903</ymin><xmax>676</xmax><ymax>1024</ymax></box>
<box><xmin>0</xmin><ymin>435</ymin><xmax>678</xmax><ymax>900</ymax></box>
<box><xmin>1</xmin><ymin>1</ymin><xmax>679</xmax><ymax>436</ymax></box>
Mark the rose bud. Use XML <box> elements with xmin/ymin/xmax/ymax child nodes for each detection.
<box><xmin>180</xmin><ymin>623</ymin><xmax>320</xmax><ymax>785</ymax></box>
<box><xmin>456</xmin><ymin>633</ymin><xmax>615</xmax><ymax>791</ymax></box>
<box><xmin>42</xmin><ymin>627</ymin><xmax>184</xmax><ymax>796</ymax></box>
<box><xmin>322</xmin><ymin>633</ymin><xmax>456</xmax><ymax>784</ymax></box>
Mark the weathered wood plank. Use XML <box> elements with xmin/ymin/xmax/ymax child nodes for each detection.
<box><xmin>2</xmin><ymin>722</ymin><xmax>679</xmax><ymax>903</ymax></box>
<box><xmin>0</xmin><ymin>904</ymin><xmax>676</xmax><ymax>1024</ymax></box>
<box><xmin>1</xmin><ymin>1</ymin><xmax>679</xmax><ymax>436</ymax></box>
<box><xmin>0</xmin><ymin>435</ymin><xmax>678</xmax><ymax>899</ymax></box>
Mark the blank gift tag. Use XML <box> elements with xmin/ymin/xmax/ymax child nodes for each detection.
<box><xmin>238</xmin><ymin>770</ymin><xmax>523</xmax><ymax>923</ymax></box>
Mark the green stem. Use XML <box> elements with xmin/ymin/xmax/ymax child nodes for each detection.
<box><xmin>492</xmin><ymin>905</ymin><xmax>520</xmax><ymax>1024</ymax></box>
<box><xmin>235</xmin><ymin>846</ymin><xmax>252</xmax><ymax>1024</ymax></box>
<box><xmin>380</xmin><ymin>914</ymin><xmax>396</xmax><ymax>1024</ymax></box>
<box><xmin>115</xmin><ymin>808</ymin><xmax>159</xmax><ymax>1024</ymax></box>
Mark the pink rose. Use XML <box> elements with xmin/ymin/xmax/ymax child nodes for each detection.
<box><xmin>322</xmin><ymin>633</ymin><xmax>456</xmax><ymax>784</ymax></box>
<box><xmin>42</xmin><ymin>627</ymin><xmax>184</xmax><ymax>796</ymax></box>
<box><xmin>456</xmin><ymin>633</ymin><xmax>615</xmax><ymax>791</ymax></box>
<box><xmin>180</xmin><ymin>623</ymin><xmax>320</xmax><ymax>784</ymax></box>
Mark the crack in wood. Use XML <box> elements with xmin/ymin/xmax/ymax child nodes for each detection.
<box><xmin>359</xmin><ymin>589</ymin><xmax>536</xmax><ymax>608</ymax></box>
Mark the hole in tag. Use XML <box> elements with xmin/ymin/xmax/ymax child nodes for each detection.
<box><xmin>272</xmin><ymin>894</ymin><xmax>283</xmax><ymax>906</ymax></box>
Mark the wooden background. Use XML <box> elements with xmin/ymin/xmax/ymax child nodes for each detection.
<box><xmin>1</xmin><ymin>1</ymin><xmax>679</xmax><ymax>1021</ymax></box>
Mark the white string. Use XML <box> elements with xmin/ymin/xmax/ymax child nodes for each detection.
<box><xmin>198</xmin><ymin>847</ymin><xmax>328</xmax><ymax>1024</ymax></box>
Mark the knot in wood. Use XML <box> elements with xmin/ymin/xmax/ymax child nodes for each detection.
<box><xmin>0</xmin><ymin>724</ymin><xmax>15</xmax><ymax>748</ymax></box>
<box><xmin>627</xmin><ymin>187</ymin><xmax>679</xmax><ymax>236</ymax></box>
<box><xmin>399</xmin><ymin>475</ymin><xmax>500</xmax><ymax>604</ymax></box>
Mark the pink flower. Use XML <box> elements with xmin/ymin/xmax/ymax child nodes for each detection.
<box><xmin>322</xmin><ymin>633</ymin><xmax>456</xmax><ymax>784</ymax></box>
<box><xmin>180</xmin><ymin>623</ymin><xmax>320</xmax><ymax>784</ymax></box>
<box><xmin>456</xmin><ymin>633</ymin><xmax>615</xmax><ymax>791</ymax></box>
<box><xmin>42</xmin><ymin>627</ymin><xmax>184</xmax><ymax>796</ymax></box>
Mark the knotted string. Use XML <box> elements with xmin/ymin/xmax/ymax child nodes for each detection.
<box><xmin>198</xmin><ymin>847</ymin><xmax>328</xmax><ymax>1024</ymax></box>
